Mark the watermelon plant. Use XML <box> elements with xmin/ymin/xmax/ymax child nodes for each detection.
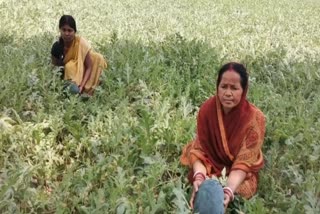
<box><xmin>0</xmin><ymin>0</ymin><xmax>319</xmax><ymax>213</ymax></box>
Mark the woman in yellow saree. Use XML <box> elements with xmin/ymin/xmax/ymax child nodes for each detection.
<box><xmin>51</xmin><ymin>15</ymin><xmax>107</xmax><ymax>95</ymax></box>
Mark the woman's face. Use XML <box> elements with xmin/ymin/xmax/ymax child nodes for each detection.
<box><xmin>218</xmin><ymin>70</ymin><xmax>243</xmax><ymax>114</ymax></box>
<box><xmin>60</xmin><ymin>24</ymin><xmax>75</xmax><ymax>43</ymax></box>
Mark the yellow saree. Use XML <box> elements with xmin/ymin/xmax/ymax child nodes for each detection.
<box><xmin>63</xmin><ymin>36</ymin><xmax>107</xmax><ymax>94</ymax></box>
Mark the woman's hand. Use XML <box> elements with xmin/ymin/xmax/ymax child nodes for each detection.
<box><xmin>190</xmin><ymin>178</ymin><xmax>204</xmax><ymax>209</ymax></box>
<box><xmin>79</xmin><ymin>85</ymin><xmax>84</xmax><ymax>93</ymax></box>
<box><xmin>189</xmin><ymin>172</ymin><xmax>206</xmax><ymax>209</ymax></box>
<box><xmin>191</xmin><ymin>160</ymin><xmax>207</xmax><ymax>209</ymax></box>
<box><xmin>79</xmin><ymin>52</ymin><xmax>92</xmax><ymax>91</ymax></box>
<box><xmin>223</xmin><ymin>192</ymin><xmax>231</xmax><ymax>210</ymax></box>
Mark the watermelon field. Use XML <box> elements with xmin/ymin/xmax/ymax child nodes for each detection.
<box><xmin>0</xmin><ymin>0</ymin><xmax>319</xmax><ymax>213</ymax></box>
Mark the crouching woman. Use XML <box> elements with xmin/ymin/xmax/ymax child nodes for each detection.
<box><xmin>51</xmin><ymin>15</ymin><xmax>107</xmax><ymax>95</ymax></box>
<box><xmin>181</xmin><ymin>62</ymin><xmax>266</xmax><ymax>213</ymax></box>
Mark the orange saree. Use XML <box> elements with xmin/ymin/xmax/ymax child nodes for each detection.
<box><xmin>181</xmin><ymin>94</ymin><xmax>266</xmax><ymax>199</ymax></box>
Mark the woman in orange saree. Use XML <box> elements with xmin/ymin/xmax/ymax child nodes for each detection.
<box><xmin>180</xmin><ymin>62</ymin><xmax>266</xmax><ymax>213</ymax></box>
<box><xmin>51</xmin><ymin>15</ymin><xmax>107</xmax><ymax>95</ymax></box>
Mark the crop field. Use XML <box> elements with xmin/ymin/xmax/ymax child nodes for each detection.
<box><xmin>0</xmin><ymin>0</ymin><xmax>320</xmax><ymax>213</ymax></box>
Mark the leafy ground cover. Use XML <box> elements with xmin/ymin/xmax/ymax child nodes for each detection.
<box><xmin>0</xmin><ymin>0</ymin><xmax>319</xmax><ymax>213</ymax></box>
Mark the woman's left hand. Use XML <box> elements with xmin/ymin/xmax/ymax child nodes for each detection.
<box><xmin>223</xmin><ymin>193</ymin><xmax>231</xmax><ymax>209</ymax></box>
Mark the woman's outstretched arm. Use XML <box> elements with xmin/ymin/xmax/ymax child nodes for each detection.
<box><xmin>79</xmin><ymin>52</ymin><xmax>92</xmax><ymax>93</ymax></box>
<box><xmin>224</xmin><ymin>169</ymin><xmax>246</xmax><ymax>208</ymax></box>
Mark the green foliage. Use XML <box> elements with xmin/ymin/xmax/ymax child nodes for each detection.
<box><xmin>1</xmin><ymin>0</ymin><xmax>320</xmax><ymax>213</ymax></box>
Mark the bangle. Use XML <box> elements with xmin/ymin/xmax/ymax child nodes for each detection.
<box><xmin>194</xmin><ymin>174</ymin><xmax>205</xmax><ymax>181</ymax></box>
<box><xmin>193</xmin><ymin>171</ymin><xmax>206</xmax><ymax>181</ymax></box>
<box><xmin>223</xmin><ymin>187</ymin><xmax>235</xmax><ymax>201</ymax></box>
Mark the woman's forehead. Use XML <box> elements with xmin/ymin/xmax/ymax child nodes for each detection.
<box><xmin>220</xmin><ymin>71</ymin><xmax>241</xmax><ymax>84</ymax></box>
<box><xmin>60</xmin><ymin>24</ymin><xmax>73</xmax><ymax>30</ymax></box>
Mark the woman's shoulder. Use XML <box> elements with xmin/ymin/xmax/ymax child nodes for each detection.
<box><xmin>248</xmin><ymin>103</ymin><xmax>266</xmax><ymax>124</ymax></box>
<box><xmin>199</xmin><ymin>96</ymin><xmax>216</xmax><ymax>115</ymax></box>
<box><xmin>78</xmin><ymin>36</ymin><xmax>91</xmax><ymax>49</ymax></box>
